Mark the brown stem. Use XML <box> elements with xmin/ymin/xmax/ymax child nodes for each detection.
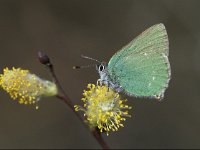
<box><xmin>56</xmin><ymin>94</ymin><xmax>110</xmax><ymax>149</ymax></box>
<box><xmin>38</xmin><ymin>52</ymin><xmax>110</xmax><ymax>149</ymax></box>
<box><xmin>92</xmin><ymin>128</ymin><xmax>110</xmax><ymax>149</ymax></box>
<box><xmin>55</xmin><ymin>95</ymin><xmax>87</xmax><ymax>129</ymax></box>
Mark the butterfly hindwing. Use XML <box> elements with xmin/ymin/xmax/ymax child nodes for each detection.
<box><xmin>107</xmin><ymin>23</ymin><xmax>171</xmax><ymax>98</ymax></box>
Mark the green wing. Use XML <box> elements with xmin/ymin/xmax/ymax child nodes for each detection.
<box><xmin>108</xmin><ymin>23</ymin><xmax>171</xmax><ymax>99</ymax></box>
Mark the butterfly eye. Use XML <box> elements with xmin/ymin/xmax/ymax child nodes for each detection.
<box><xmin>99</xmin><ymin>65</ymin><xmax>105</xmax><ymax>71</ymax></box>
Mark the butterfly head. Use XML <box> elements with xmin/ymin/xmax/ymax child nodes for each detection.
<box><xmin>96</xmin><ymin>62</ymin><xmax>108</xmax><ymax>74</ymax></box>
<box><xmin>96</xmin><ymin>62</ymin><xmax>110</xmax><ymax>84</ymax></box>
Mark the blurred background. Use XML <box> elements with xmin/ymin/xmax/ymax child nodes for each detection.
<box><xmin>0</xmin><ymin>0</ymin><xmax>199</xmax><ymax>149</ymax></box>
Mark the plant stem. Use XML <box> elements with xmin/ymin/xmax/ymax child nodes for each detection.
<box><xmin>56</xmin><ymin>94</ymin><xmax>110</xmax><ymax>149</ymax></box>
<box><xmin>38</xmin><ymin>52</ymin><xmax>110</xmax><ymax>149</ymax></box>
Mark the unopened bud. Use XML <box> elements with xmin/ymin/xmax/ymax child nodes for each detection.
<box><xmin>38</xmin><ymin>51</ymin><xmax>50</xmax><ymax>65</ymax></box>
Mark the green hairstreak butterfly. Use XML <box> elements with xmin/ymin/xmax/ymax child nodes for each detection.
<box><xmin>76</xmin><ymin>23</ymin><xmax>171</xmax><ymax>100</ymax></box>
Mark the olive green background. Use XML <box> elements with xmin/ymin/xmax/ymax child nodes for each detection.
<box><xmin>0</xmin><ymin>0</ymin><xmax>199</xmax><ymax>149</ymax></box>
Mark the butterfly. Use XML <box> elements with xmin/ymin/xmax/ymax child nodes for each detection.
<box><xmin>75</xmin><ymin>23</ymin><xmax>171</xmax><ymax>100</ymax></box>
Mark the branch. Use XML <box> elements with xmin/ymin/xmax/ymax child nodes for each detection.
<box><xmin>38</xmin><ymin>51</ymin><xmax>110</xmax><ymax>149</ymax></box>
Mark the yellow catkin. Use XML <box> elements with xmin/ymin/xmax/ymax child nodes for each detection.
<box><xmin>75</xmin><ymin>84</ymin><xmax>132</xmax><ymax>135</ymax></box>
<box><xmin>0</xmin><ymin>67</ymin><xmax>58</xmax><ymax>108</ymax></box>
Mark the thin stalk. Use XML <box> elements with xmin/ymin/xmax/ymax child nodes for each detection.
<box><xmin>38</xmin><ymin>52</ymin><xmax>109</xmax><ymax>149</ymax></box>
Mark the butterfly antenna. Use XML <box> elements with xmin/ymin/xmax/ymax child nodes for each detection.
<box><xmin>81</xmin><ymin>55</ymin><xmax>101</xmax><ymax>63</ymax></box>
<box><xmin>73</xmin><ymin>55</ymin><xmax>101</xmax><ymax>69</ymax></box>
<box><xmin>73</xmin><ymin>64</ymin><xmax>96</xmax><ymax>69</ymax></box>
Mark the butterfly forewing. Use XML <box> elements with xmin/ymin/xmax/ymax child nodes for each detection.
<box><xmin>108</xmin><ymin>23</ymin><xmax>171</xmax><ymax>98</ymax></box>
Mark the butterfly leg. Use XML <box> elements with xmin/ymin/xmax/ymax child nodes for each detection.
<box><xmin>97</xmin><ymin>78</ymin><xmax>112</xmax><ymax>93</ymax></box>
<box><xmin>107</xmin><ymin>81</ymin><xmax>110</xmax><ymax>92</ymax></box>
<box><xmin>97</xmin><ymin>79</ymin><xmax>102</xmax><ymax>86</ymax></box>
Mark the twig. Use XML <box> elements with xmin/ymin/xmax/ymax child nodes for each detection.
<box><xmin>56</xmin><ymin>95</ymin><xmax>110</xmax><ymax>149</ymax></box>
<box><xmin>38</xmin><ymin>51</ymin><xmax>110</xmax><ymax>149</ymax></box>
